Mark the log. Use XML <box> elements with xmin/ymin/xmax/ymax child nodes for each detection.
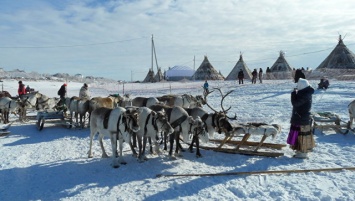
<box><xmin>156</xmin><ymin>167</ymin><xmax>355</xmax><ymax>178</ymax></box>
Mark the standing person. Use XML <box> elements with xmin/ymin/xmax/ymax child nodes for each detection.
<box><xmin>251</xmin><ymin>69</ymin><xmax>257</xmax><ymax>84</ymax></box>
<box><xmin>57</xmin><ymin>83</ymin><xmax>67</xmax><ymax>106</ymax></box>
<box><xmin>258</xmin><ymin>68</ymin><xmax>263</xmax><ymax>83</ymax></box>
<box><xmin>25</xmin><ymin>85</ymin><xmax>31</xmax><ymax>93</ymax></box>
<box><xmin>18</xmin><ymin>81</ymin><xmax>26</xmax><ymax>97</ymax></box>
<box><xmin>237</xmin><ymin>69</ymin><xmax>244</xmax><ymax>84</ymax></box>
<box><xmin>287</xmin><ymin>78</ymin><xmax>315</xmax><ymax>159</ymax></box>
<box><xmin>79</xmin><ymin>83</ymin><xmax>90</xmax><ymax>99</ymax></box>
<box><xmin>203</xmin><ymin>80</ymin><xmax>209</xmax><ymax>95</ymax></box>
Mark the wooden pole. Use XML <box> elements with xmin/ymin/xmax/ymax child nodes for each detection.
<box><xmin>156</xmin><ymin>167</ymin><xmax>355</xmax><ymax>178</ymax></box>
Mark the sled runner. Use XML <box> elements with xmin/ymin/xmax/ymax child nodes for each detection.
<box><xmin>200</xmin><ymin>123</ymin><xmax>286</xmax><ymax>157</ymax></box>
<box><xmin>311</xmin><ymin>112</ymin><xmax>350</xmax><ymax>135</ymax></box>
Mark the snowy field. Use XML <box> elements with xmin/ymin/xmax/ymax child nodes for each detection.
<box><xmin>0</xmin><ymin>79</ymin><xmax>355</xmax><ymax>201</ymax></box>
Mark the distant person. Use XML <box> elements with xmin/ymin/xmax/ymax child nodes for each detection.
<box><xmin>79</xmin><ymin>83</ymin><xmax>90</xmax><ymax>99</ymax></box>
<box><xmin>251</xmin><ymin>69</ymin><xmax>257</xmax><ymax>84</ymax></box>
<box><xmin>203</xmin><ymin>80</ymin><xmax>209</xmax><ymax>95</ymax></box>
<box><xmin>238</xmin><ymin>69</ymin><xmax>244</xmax><ymax>84</ymax></box>
<box><xmin>294</xmin><ymin>69</ymin><xmax>305</xmax><ymax>83</ymax></box>
<box><xmin>25</xmin><ymin>85</ymin><xmax>31</xmax><ymax>93</ymax></box>
<box><xmin>18</xmin><ymin>81</ymin><xmax>26</xmax><ymax>97</ymax></box>
<box><xmin>318</xmin><ymin>77</ymin><xmax>329</xmax><ymax>90</ymax></box>
<box><xmin>57</xmin><ymin>83</ymin><xmax>67</xmax><ymax>106</ymax></box>
<box><xmin>287</xmin><ymin>78</ymin><xmax>315</xmax><ymax>159</ymax></box>
<box><xmin>258</xmin><ymin>68</ymin><xmax>263</xmax><ymax>83</ymax></box>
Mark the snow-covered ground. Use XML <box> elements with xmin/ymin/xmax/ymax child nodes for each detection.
<box><xmin>1</xmin><ymin>79</ymin><xmax>355</xmax><ymax>201</ymax></box>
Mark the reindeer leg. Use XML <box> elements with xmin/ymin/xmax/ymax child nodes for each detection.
<box><xmin>99</xmin><ymin>134</ymin><xmax>109</xmax><ymax>158</ymax></box>
<box><xmin>132</xmin><ymin>132</ymin><xmax>137</xmax><ymax>148</ymax></box>
<box><xmin>140</xmin><ymin>136</ymin><xmax>148</xmax><ymax>161</ymax></box>
<box><xmin>128</xmin><ymin>135</ymin><xmax>138</xmax><ymax>158</ymax></box>
<box><xmin>119</xmin><ymin>136</ymin><xmax>127</xmax><ymax>165</ymax></box>
<box><xmin>137</xmin><ymin>135</ymin><xmax>144</xmax><ymax>162</ymax></box>
<box><xmin>196</xmin><ymin>135</ymin><xmax>201</xmax><ymax>158</ymax></box>
<box><xmin>163</xmin><ymin>132</ymin><xmax>168</xmax><ymax>151</ymax></box>
<box><xmin>148</xmin><ymin>137</ymin><xmax>154</xmax><ymax>154</ymax></box>
<box><xmin>175</xmin><ymin>132</ymin><xmax>183</xmax><ymax>157</ymax></box>
<box><xmin>111</xmin><ymin>133</ymin><xmax>119</xmax><ymax>168</ymax></box>
<box><xmin>169</xmin><ymin>132</ymin><xmax>174</xmax><ymax>156</ymax></box>
<box><xmin>87</xmin><ymin>130</ymin><xmax>96</xmax><ymax>158</ymax></box>
<box><xmin>188</xmin><ymin>135</ymin><xmax>195</xmax><ymax>153</ymax></box>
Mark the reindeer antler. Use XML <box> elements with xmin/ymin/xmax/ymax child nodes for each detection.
<box><xmin>203</xmin><ymin>90</ymin><xmax>218</xmax><ymax>112</ymax></box>
<box><xmin>213</xmin><ymin>87</ymin><xmax>237</xmax><ymax>120</ymax></box>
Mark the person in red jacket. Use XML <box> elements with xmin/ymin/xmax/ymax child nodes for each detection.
<box><xmin>18</xmin><ymin>81</ymin><xmax>26</xmax><ymax>97</ymax></box>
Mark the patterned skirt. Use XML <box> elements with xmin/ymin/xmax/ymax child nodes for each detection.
<box><xmin>289</xmin><ymin>124</ymin><xmax>316</xmax><ymax>152</ymax></box>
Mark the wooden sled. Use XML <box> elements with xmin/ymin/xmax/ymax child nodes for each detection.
<box><xmin>201</xmin><ymin>123</ymin><xmax>286</xmax><ymax>157</ymax></box>
<box><xmin>311</xmin><ymin>112</ymin><xmax>350</xmax><ymax>135</ymax></box>
<box><xmin>36</xmin><ymin>111</ymin><xmax>74</xmax><ymax>131</ymax></box>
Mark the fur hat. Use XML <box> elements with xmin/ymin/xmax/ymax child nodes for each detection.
<box><xmin>297</xmin><ymin>78</ymin><xmax>310</xmax><ymax>90</ymax></box>
<box><xmin>63</xmin><ymin>83</ymin><xmax>67</xmax><ymax>86</ymax></box>
<box><xmin>84</xmin><ymin>83</ymin><xmax>88</xmax><ymax>87</ymax></box>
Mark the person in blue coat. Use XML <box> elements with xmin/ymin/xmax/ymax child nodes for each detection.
<box><xmin>203</xmin><ymin>80</ymin><xmax>209</xmax><ymax>95</ymax></box>
<box><xmin>287</xmin><ymin>78</ymin><xmax>315</xmax><ymax>159</ymax></box>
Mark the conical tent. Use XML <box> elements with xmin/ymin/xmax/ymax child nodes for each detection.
<box><xmin>193</xmin><ymin>56</ymin><xmax>224</xmax><ymax>80</ymax></box>
<box><xmin>225</xmin><ymin>54</ymin><xmax>252</xmax><ymax>80</ymax></box>
<box><xmin>270</xmin><ymin>51</ymin><xmax>293</xmax><ymax>72</ymax></box>
<box><xmin>316</xmin><ymin>35</ymin><xmax>355</xmax><ymax>70</ymax></box>
<box><xmin>154</xmin><ymin>67</ymin><xmax>165</xmax><ymax>82</ymax></box>
<box><xmin>143</xmin><ymin>69</ymin><xmax>156</xmax><ymax>83</ymax></box>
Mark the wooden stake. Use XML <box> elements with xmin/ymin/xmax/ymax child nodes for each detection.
<box><xmin>156</xmin><ymin>167</ymin><xmax>355</xmax><ymax>178</ymax></box>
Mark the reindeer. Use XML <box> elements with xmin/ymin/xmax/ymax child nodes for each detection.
<box><xmin>0</xmin><ymin>97</ymin><xmax>23</xmax><ymax>123</ymax></box>
<box><xmin>349</xmin><ymin>100</ymin><xmax>355</xmax><ymax>129</ymax></box>
<box><xmin>88</xmin><ymin>106</ymin><xmax>142</xmax><ymax>168</ymax></box>
<box><xmin>157</xmin><ymin>94</ymin><xmax>206</xmax><ymax>108</ymax></box>
<box><xmin>191</xmin><ymin>88</ymin><xmax>237</xmax><ymax>137</ymax></box>
<box><xmin>36</xmin><ymin>93</ymin><xmax>60</xmax><ymax>111</ymax></box>
<box><xmin>131</xmin><ymin>97</ymin><xmax>164</xmax><ymax>107</ymax></box>
<box><xmin>115</xmin><ymin>94</ymin><xmax>132</xmax><ymax>107</ymax></box>
<box><xmin>133</xmin><ymin>107</ymin><xmax>174</xmax><ymax>162</ymax></box>
<box><xmin>66</xmin><ymin>96</ymin><xmax>90</xmax><ymax>128</ymax></box>
<box><xmin>149</xmin><ymin>104</ymin><xmax>207</xmax><ymax>158</ymax></box>
<box><xmin>18</xmin><ymin>92</ymin><xmax>41</xmax><ymax>121</ymax></box>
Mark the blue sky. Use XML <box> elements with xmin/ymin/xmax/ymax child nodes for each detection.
<box><xmin>1</xmin><ymin>0</ymin><xmax>355</xmax><ymax>81</ymax></box>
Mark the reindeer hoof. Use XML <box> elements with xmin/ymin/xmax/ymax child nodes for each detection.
<box><xmin>120</xmin><ymin>161</ymin><xmax>127</xmax><ymax>165</ymax></box>
<box><xmin>113</xmin><ymin>165</ymin><xmax>120</xmax><ymax>168</ymax></box>
<box><xmin>196</xmin><ymin>154</ymin><xmax>202</xmax><ymax>158</ymax></box>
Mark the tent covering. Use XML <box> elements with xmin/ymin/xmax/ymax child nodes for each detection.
<box><xmin>316</xmin><ymin>35</ymin><xmax>355</xmax><ymax>70</ymax></box>
<box><xmin>226</xmin><ymin>54</ymin><xmax>252</xmax><ymax>80</ymax></box>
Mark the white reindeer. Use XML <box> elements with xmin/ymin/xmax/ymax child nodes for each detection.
<box><xmin>134</xmin><ymin>107</ymin><xmax>174</xmax><ymax>162</ymax></box>
<box><xmin>88</xmin><ymin>106</ymin><xmax>142</xmax><ymax>168</ymax></box>
<box><xmin>349</xmin><ymin>100</ymin><xmax>355</xmax><ymax>129</ymax></box>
